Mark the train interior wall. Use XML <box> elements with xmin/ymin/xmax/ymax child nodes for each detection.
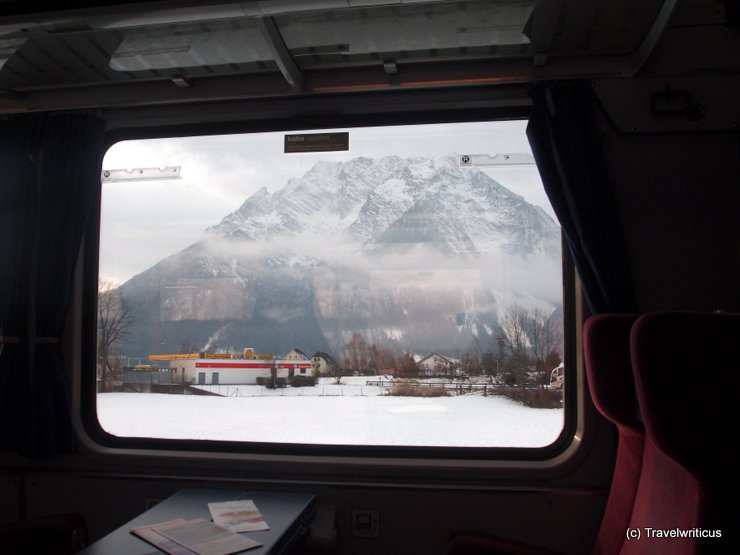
<box><xmin>2</xmin><ymin>7</ymin><xmax>740</xmax><ymax>553</ymax></box>
<box><xmin>1</xmin><ymin>469</ymin><xmax>617</xmax><ymax>554</ymax></box>
<box><xmin>597</xmin><ymin>98</ymin><xmax>740</xmax><ymax>313</ymax></box>
<box><xmin>5</xmin><ymin>77</ymin><xmax>738</xmax><ymax>553</ymax></box>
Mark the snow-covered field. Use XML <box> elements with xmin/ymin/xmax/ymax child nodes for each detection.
<box><xmin>97</xmin><ymin>378</ymin><xmax>563</xmax><ymax>447</ymax></box>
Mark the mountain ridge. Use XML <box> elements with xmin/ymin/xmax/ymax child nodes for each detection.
<box><xmin>119</xmin><ymin>155</ymin><xmax>561</xmax><ymax>360</ymax></box>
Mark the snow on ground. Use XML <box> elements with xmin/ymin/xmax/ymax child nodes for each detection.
<box><xmin>96</xmin><ymin>377</ymin><xmax>563</xmax><ymax>448</ymax></box>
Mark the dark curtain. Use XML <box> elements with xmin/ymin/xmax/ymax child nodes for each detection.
<box><xmin>0</xmin><ymin>113</ymin><xmax>105</xmax><ymax>457</ymax></box>
<box><xmin>526</xmin><ymin>81</ymin><xmax>636</xmax><ymax>314</ymax></box>
<box><xmin>0</xmin><ymin>115</ymin><xmax>44</xmax><ymax>455</ymax></box>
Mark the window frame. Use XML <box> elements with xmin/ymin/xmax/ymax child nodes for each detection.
<box><xmin>75</xmin><ymin>100</ymin><xmax>586</xmax><ymax>484</ymax></box>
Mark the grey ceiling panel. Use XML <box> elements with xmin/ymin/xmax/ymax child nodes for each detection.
<box><xmin>0</xmin><ymin>0</ymin><xmax>678</xmax><ymax>112</ymax></box>
<box><xmin>109</xmin><ymin>19</ymin><xmax>274</xmax><ymax>71</ymax></box>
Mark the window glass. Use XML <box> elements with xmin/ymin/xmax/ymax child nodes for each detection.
<box><xmin>96</xmin><ymin>120</ymin><xmax>565</xmax><ymax>448</ymax></box>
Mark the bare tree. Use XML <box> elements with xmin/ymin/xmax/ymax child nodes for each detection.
<box><xmin>341</xmin><ymin>333</ymin><xmax>370</xmax><ymax>374</ymax></box>
<box><xmin>398</xmin><ymin>351</ymin><xmax>418</xmax><ymax>378</ymax></box>
<box><xmin>98</xmin><ymin>280</ymin><xmax>132</xmax><ymax>392</ymax></box>
<box><xmin>528</xmin><ymin>307</ymin><xmax>564</xmax><ymax>387</ymax></box>
<box><xmin>461</xmin><ymin>337</ymin><xmax>482</xmax><ymax>376</ymax></box>
<box><xmin>369</xmin><ymin>344</ymin><xmax>396</xmax><ymax>374</ymax></box>
<box><xmin>498</xmin><ymin>305</ymin><xmax>530</xmax><ymax>386</ymax></box>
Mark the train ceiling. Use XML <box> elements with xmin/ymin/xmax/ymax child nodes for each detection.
<box><xmin>0</xmin><ymin>0</ymin><xmax>703</xmax><ymax>113</ymax></box>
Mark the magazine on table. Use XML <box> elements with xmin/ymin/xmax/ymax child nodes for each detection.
<box><xmin>131</xmin><ymin>519</ymin><xmax>197</xmax><ymax>555</ymax></box>
<box><xmin>131</xmin><ymin>517</ymin><xmax>261</xmax><ymax>555</ymax></box>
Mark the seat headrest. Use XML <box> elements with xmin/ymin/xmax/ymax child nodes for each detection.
<box><xmin>584</xmin><ymin>314</ymin><xmax>642</xmax><ymax>432</ymax></box>
<box><xmin>631</xmin><ymin>311</ymin><xmax>740</xmax><ymax>474</ymax></box>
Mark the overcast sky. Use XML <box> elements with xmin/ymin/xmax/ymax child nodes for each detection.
<box><xmin>100</xmin><ymin>120</ymin><xmax>555</xmax><ymax>285</ymax></box>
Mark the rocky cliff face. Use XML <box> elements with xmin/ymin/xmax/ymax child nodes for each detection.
<box><xmin>119</xmin><ymin>155</ymin><xmax>561</xmax><ymax>360</ymax></box>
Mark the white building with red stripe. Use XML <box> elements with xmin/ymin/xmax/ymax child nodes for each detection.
<box><xmin>151</xmin><ymin>350</ymin><xmax>314</xmax><ymax>386</ymax></box>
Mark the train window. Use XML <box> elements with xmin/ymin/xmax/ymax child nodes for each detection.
<box><xmin>94</xmin><ymin>119</ymin><xmax>568</xmax><ymax>453</ymax></box>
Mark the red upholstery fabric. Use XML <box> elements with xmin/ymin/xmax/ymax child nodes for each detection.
<box><xmin>448</xmin><ymin>312</ymin><xmax>735</xmax><ymax>555</ymax></box>
<box><xmin>621</xmin><ymin>438</ymin><xmax>702</xmax><ymax>555</ymax></box>
<box><xmin>583</xmin><ymin>314</ymin><xmax>643</xmax><ymax>555</ymax></box>
<box><xmin>447</xmin><ymin>314</ymin><xmax>642</xmax><ymax>555</ymax></box>
<box><xmin>628</xmin><ymin>312</ymin><xmax>736</xmax><ymax>555</ymax></box>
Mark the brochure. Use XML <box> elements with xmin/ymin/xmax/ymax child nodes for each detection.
<box><xmin>131</xmin><ymin>519</ymin><xmax>198</xmax><ymax>555</ymax></box>
<box><xmin>131</xmin><ymin>518</ymin><xmax>261</xmax><ymax>555</ymax></box>
<box><xmin>208</xmin><ymin>500</ymin><xmax>270</xmax><ymax>533</ymax></box>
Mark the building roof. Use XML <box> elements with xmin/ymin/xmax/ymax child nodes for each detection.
<box><xmin>311</xmin><ymin>351</ymin><xmax>338</xmax><ymax>364</ymax></box>
<box><xmin>419</xmin><ymin>352</ymin><xmax>454</xmax><ymax>365</ymax></box>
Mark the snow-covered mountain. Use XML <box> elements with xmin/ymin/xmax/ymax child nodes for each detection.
<box><xmin>206</xmin><ymin>155</ymin><xmax>559</xmax><ymax>258</ymax></box>
<box><xmin>119</xmin><ymin>155</ymin><xmax>561</xmax><ymax>360</ymax></box>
